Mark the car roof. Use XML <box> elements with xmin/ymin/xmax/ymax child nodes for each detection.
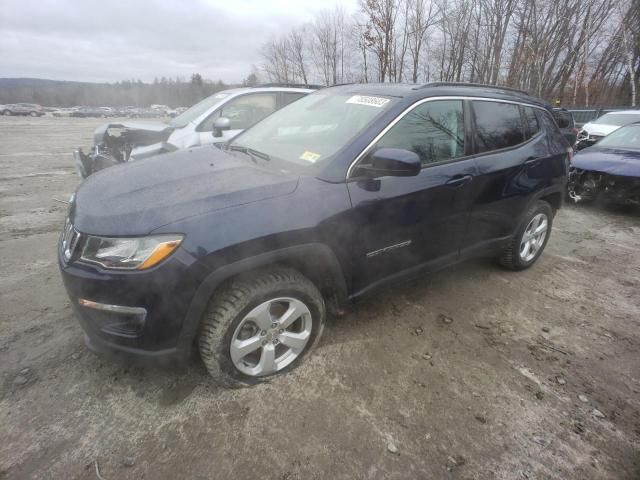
<box><xmin>322</xmin><ymin>82</ymin><xmax>550</xmax><ymax>108</ymax></box>
<box><xmin>218</xmin><ymin>86</ymin><xmax>316</xmax><ymax>96</ymax></box>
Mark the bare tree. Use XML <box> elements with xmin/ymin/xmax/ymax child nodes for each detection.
<box><xmin>289</xmin><ymin>27</ymin><xmax>309</xmax><ymax>84</ymax></box>
<box><xmin>407</xmin><ymin>0</ymin><xmax>438</xmax><ymax>82</ymax></box>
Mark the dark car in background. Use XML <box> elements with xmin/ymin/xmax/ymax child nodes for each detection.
<box><xmin>59</xmin><ymin>83</ymin><xmax>569</xmax><ymax>387</ymax></box>
<box><xmin>552</xmin><ymin>108</ymin><xmax>579</xmax><ymax>146</ymax></box>
<box><xmin>1</xmin><ymin>103</ymin><xmax>45</xmax><ymax>116</ymax></box>
<box><xmin>568</xmin><ymin>122</ymin><xmax>640</xmax><ymax>205</ymax></box>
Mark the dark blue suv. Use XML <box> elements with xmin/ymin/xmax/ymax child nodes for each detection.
<box><xmin>59</xmin><ymin>83</ymin><xmax>569</xmax><ymax>386</ymax></box>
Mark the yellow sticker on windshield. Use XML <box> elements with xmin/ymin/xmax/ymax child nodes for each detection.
<box><xmin>300</xmin><ymin>151</ymin><xmax>321</xmax><ymax>163</ymax></box>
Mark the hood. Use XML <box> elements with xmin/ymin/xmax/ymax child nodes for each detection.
<box><xmin>94</xmin><ymin>121</ymin><xmax>174</xmax><ymax>146</ymax></box>
<box><xmin>572</xmin><ymin>146</ymin><xmax>640</xmax><ymax>177</ymax></box>
<box><xmin>72</xmin><ymin>146</ymin><xmax>299</xmax><ymax>236</ymax></box>
<box><xmin>581</xmin><ymin>123</ymin><xmax>619</xmax><ymax>137</ymax></box>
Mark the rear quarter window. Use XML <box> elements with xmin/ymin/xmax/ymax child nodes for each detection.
<box><xmin>523</xmin><ymin>107</ymin><xmax>541</xmax><ymax>139</ymax></box>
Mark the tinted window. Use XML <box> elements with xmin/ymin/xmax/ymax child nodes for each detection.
<box><xmin>281</xmin><ymin>92</ymin><xmax>306</xmax><ymax>107</ymax></box>
<box><xmin>552</xmin><ymin>110</ymin><xmax>573</xmax><ymax>129</ymax></box>
<box><xmin>524</xmin><ymin>107</ymin><xmax>541</xmax><ymax>139</ymax></box>
<box><xmin>473</xmin><ymin>101</ymin><xmax>524</xmax><ymax>153</ymax></box>
<box><xmin>375</xmin><ymin>100</ymin><xmax>465</xmax><ymax>166</ymax></box>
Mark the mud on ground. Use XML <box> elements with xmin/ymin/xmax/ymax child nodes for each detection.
<box><xmin>0</xmin><ymin>116</ymin><xmax>639</xmax><ymax>479</ymax></box>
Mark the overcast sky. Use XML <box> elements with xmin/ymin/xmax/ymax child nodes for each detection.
<box><xmin>0</xmin><ymin>0</ymin><xmax>357</xmax><ymax>84</ymax></box>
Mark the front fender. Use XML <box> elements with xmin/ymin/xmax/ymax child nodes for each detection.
<box><xmin>176</xmin><ymin>243</ymin><xmax>347</xmax><ymax>358</ymax></box>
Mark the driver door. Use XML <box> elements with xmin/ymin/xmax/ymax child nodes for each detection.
<box><xmin>347</xmin><ymin>99</ymin><xmax>477</xmax><ymax>294</ymax></box>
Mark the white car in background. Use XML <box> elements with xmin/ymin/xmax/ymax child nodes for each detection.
<box><xmin>74</xmin><ymin>85</ymin><xmax>318</xmax><ymax>178</ymax></box>
<box><xmin>576</xmin><ymin>110</ymin><xmax>640</xmax><ymax>149</ymax></box>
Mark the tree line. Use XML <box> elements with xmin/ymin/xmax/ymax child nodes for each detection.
<box><xmin>259</xmin><ymin>0</ymin><xmax>639</xmax><ymax>106</ymax></box>
<box><xmin>0</xmin><ymin>75</ymin><xmax>237</xmax><ymax>108</ymax></box>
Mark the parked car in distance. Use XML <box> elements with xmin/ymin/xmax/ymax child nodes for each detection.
<box><xmin>1</xmin><ymin>103</ymin><xmax>45</xmax><ymax>116</ymax></box>
<box><xmin>568</xmin><ymin>122</ymin><xmax>640</xmax><ymax>205</ymax></box>
<box><xmin>575</xmin><ymin>110</ymin><xmax>640</xmax><ymax>150</ymax></box>
<box><xmin>59</xmin><ymin>83</ymin><xmax>569</xmax><ymax>387</ymax></box>
<box><xmin>73</xmin><ymin>85</ymin><xmax>317</xmax><ymax>178</ymax></box>
<box><xmin>552</xmin><ymin>108</ymin><xmax>579</xmax><ymax>146</ymax></box>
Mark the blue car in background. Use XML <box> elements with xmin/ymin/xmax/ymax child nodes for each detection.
<box><xmin>568</xmin><ymin>122</ymin><xmax>640</xmax><ymax>205</ymax></box>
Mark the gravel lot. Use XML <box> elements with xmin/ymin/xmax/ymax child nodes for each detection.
<box><xmin>1</xmin><ymin>116</ymin><xmax>639</xmax><ymax>480</ymax></box>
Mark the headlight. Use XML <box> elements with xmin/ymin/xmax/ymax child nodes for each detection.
<box><xmin>80</xmin><ymin>234</ymin><xmax>183</xmax><ymax>270</ymax></box>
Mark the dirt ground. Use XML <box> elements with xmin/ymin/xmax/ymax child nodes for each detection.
<box><xmin>0</xmin><ymin>116</ymin><xmax>639</xmax><ymax>480</ymax></box>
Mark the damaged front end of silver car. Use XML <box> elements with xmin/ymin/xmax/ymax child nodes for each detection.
<box><xmin>73</xmin><ymin>122</ymin><xmax>176</xmax><ymax>178</ymax></box>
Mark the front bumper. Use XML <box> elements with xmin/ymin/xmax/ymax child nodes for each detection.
<box><xmin>58</xmin><ymin>240</ymin><xmax>210</xmax><ymax>366</ymax></box>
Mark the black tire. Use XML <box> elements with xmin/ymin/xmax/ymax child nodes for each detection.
<box><xmin>2</xmin><ymin>110</ymin><xmax>11</xmax><ymax>116</ymax></box>
<box><xmin>499</xmin><ymin>200</ymin><xmax>553</xmax><ymax>271</ymax></box>
<box><xmin>29</xmin><ymin>111</ymin><xmax>38</xmax><ymax>117</ymax></box>
<box><xmin>199</xmin><ymin>267</ymin><xmax>325</xmax><ymax>388</ymax></box>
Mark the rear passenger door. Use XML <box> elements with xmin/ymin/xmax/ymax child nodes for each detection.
<box><xmin>464</xmin><ymin>100</ymin><xmax>551</xmax><ymax>255</ymax></box>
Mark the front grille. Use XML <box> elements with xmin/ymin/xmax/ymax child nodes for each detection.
<box><xmin>61</xmin><ymin>218</ymin><xmax>81</xmax><ymax>262</ymax></box>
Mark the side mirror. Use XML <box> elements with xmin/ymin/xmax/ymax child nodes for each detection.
<box><xmin>362</xmin><ymin>148</ymin><xmax>421</xmax><ymax>177</ymax></box>
<box><xmin>212</xmin><ymin>117</ymin><xmax>231</xmax><ymax>137</ymax></box>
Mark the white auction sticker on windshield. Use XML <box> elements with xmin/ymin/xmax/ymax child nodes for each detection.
<box><xmin>346</xmin><ymin>95</ymin><xmax>390</xmax><ymax>108</ymax></box>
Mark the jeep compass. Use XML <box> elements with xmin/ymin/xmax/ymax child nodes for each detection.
<box><xmin>59</xmin><ymin>83</ymin><xmax>569</xmax><ymax>387</ymax></box>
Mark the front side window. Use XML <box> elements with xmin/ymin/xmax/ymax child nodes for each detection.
<box><xmin>218</xmin><ymin>93</ymin><xmax>278</xmax><ymax>130</ymax></box>
<box><xmin>473</xmin><ymin>101</ymin><xmax>524</xmax><ymax>153</ymax></box>
<box><xmin>374</xmin><ymin>100</ymin><xmax>465</xmax><ymax>166</ymax></box>
<box><xmin>281</xmin><ymin>92</ymin><xmax>306</xmax><ymax>107</ymax></box>
<box><xmin>200</xmin><ymin>93</ymin><xmax>278</xmax><ymax>131</ymax></box>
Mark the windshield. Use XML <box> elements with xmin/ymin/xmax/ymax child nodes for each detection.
<box><xmin>229</xmin><ymin>91</ymin><xmax>396</xmax><ymax>167</ymax></box>
<box><xmin>169</xmin><ymin>91</ymin><xmax>233</xmax><ymax>128</ymax></box>
<box><xmin>592</xmin><ymin>112</ymin><xmax>640</xmax><ymax>127</ymax></box>
<box><xmin>596</xmin><ymin>124</ymin><xmax>640</xmax><ymax>150</ymax></box>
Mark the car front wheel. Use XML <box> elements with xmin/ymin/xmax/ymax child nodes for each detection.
<box><xmin>499</xmin><ymin>200</ymin><xmax>553</xmax><ymax>270</ymax></box>
<box><xmin>199</xmin><ymin>267</ymin><xmax>325</xmax><ymax>387</ymax></box>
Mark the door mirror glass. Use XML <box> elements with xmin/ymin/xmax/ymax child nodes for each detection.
<box><xmin>364</xmin><ymin>148</ymin><xmax>421</xmax><ymax>177</ymax></box>
<box><xmin>212</xmin><ymin>117</ymin><xmax>231</xmax><ymax>137</ymax></box>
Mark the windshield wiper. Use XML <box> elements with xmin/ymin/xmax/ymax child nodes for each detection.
<box><xmin>227</xmin><ymin>144</ymin><xmax>271</xmax><ymax>163</ymax></box>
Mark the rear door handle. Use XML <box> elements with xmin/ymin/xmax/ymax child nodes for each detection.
<box><xmin>445</xmin><ymin>174</ymin><xmax>473</xmax><ymax>187</ymax></box>
<box><xmin>524</xmin><ymin>156</ymin><xmax>541</xmax><ymax>165</ymax></box>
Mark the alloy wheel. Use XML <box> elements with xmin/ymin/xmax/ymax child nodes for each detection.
<box><xmin>229</xmin><ymin>297</ymin><xmax>312</xmax><ymax>377</ymax></box>
<box><xmin>519</xmin><ymin>213</ymin><xmax>548</xmax><ymax>262</ymax></box>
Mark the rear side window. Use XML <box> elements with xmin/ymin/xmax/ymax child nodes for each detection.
<box><xmin>375</xmin><ymin>99</ymin><xmax>465</xmax><ymax>166</ymax></box>
<box><xmin>523</xmin><ymin>107</ymin><xmax>541</xmax><ymax>139</ymax></box>
<box><xmin>473</xmin><ymin>101</ymin><xmax>524</xmax><ymax>153</ymax></box>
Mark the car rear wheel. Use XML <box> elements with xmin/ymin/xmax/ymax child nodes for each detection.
<box><xmin>199</xmin><ymin>267</ymin><xmax>325</xmax><ymax>388</ymax></box>
<box><xmin>499</xmin><ymin>200</ymin><xmax>553</xmax><ymax>270</ymax></box>
<box><xmin>2</xmin><ymin>110</ymin><xmax>11</xmax><ymax>116</ymax></box>
<box><xmin>29</xmin><ymin>111</ymin><xmax>38</xmax><ymax>117</ymax></box>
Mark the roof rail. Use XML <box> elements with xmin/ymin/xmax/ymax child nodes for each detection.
<box><xmin>252</xmin><ymin>83</ymin><xmax>324</xmax><ymax>90</ymax></box>
<box><xmin>415</xmin><ymin>82</ymin><xmax>529</xmax><ymax>96</ymax></box>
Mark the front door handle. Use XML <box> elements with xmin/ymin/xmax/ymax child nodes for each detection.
<box><xmin>445</xmin><ymin>174</ymin><xmax>473</xmax><ymax>187</ymax></box>
<box><xmin>524</xmin><ymin>156</ymin><xmax>541</xmax><ymax>165</ymax></box>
